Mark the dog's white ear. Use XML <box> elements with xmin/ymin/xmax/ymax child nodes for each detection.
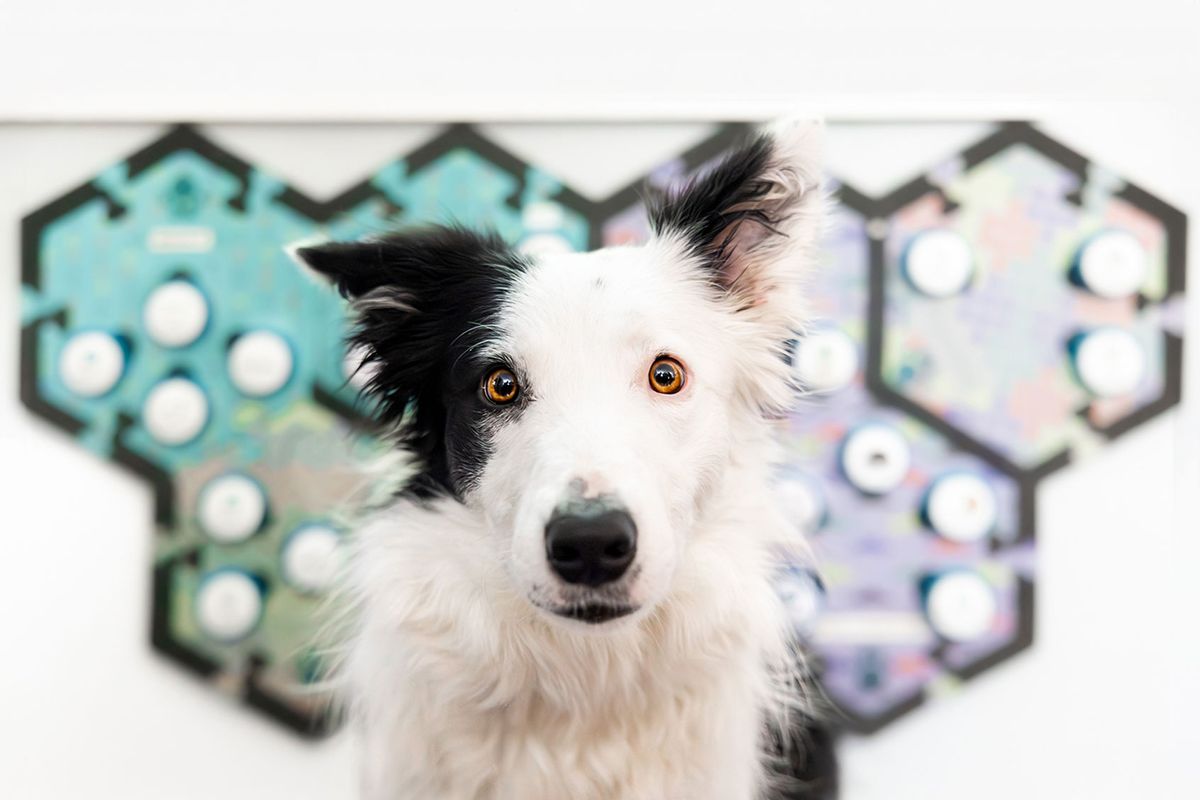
<box><xmin>648</xmin><ymin>118</ymin><xmax>826</xmax><ymax>333</ymax></box>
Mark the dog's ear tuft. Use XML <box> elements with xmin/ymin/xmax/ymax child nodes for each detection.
<box><xmin>647</xmin><ymin>118</ymin><xmax>826</xmax><ymax>330</ymax></box>
<box><xmin>289</xmin><ymin>240</ymin><xmax>397</xmax><ymax>300</ymax></box>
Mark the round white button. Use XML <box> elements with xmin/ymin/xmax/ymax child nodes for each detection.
<box><xmin>840</xmin><ymin>424</ymin><xmax>911</xmax><ymax>495</ymax></box>
<box><xmin>197</xmin><ymin>474</ymin><xmax>267</xmax><ymax>544</ymax></box>
<box><xmin>518</xmin><ymin>233</ymin><xmax>574</xmax><ymax>256</ymax></box>
<box><xmin>278</xmin><ymin>525</ymin><xmax>340</xmax><ymax>594</ymax></box>
<box><xmin>776</xmin><ymin>569</ymin><xmax>823</xmax><ymax>631</ymax></box>
<box><xmin>925</xmin><ymin>571</ymin><xmax>997</xmax><ymax>642</ymax></box>
<box><xmin>228</xmin><ymin>330</ymin><xmax>294</xmax><ymax>397</ymax></box>
<box><xmin>342</xmin><ymin>344</ymin><xmax>378</xmax><ymax>390</ymax></box>
<box><xmin>58</xmin><ymin>331</ymin><xmax>126</xmax><ymax>397</ymax></box>
<box><xmin>195</xmin><ymin>570</ymin><xmax>263</xmax><ymax>643</ymax></box>
<box><xmin>778</xmin><ymin>475</ymin><xmax>826</xmax><ymax>534</ymax></box>
<box><xmin>281</xmin><ymin>525</ymin><xmax>342</xmax><ymax>595</ymax></box>
<box><xmin>1077</xmin><ymin>230</ymin><xmax>1148</xmax><ymax>299</ymax></box>
<box><xmin>1073</xmin><ymin>328</ymin><xmax>1146</xmax><ymax>398</ymax></box>
<box><xmin>925</xmin><ymin>473</ymin><xmax>998</xmax><ymax>543</ymax></box>
<box><xmin>143</xmin><ymin>280</ymin><xmax>208</xmax><ymax>348</ymax></box>
<box><xmin>143</xmin><ymin>378</ymin><xmax>208</xmax><ymax>445</ymax></box>
<box><xmin>904</xmin><ymin>229</ymin><xmax>975</xmax><ymax>298</ymax></box>
<box><xmin>793</xmin><ymin>329</ymin><xmax>858</xmax><ymax>393</ymax></box>
<box><xmin>522</xmin><ymin>201</ymin><xmax>565</xmax><ymax>231</ymax></box>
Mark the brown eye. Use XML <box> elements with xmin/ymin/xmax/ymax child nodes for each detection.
<box><xmin>649</xmin><ymin>357</ymin><xmax>685</xmax><ymax>395</ymax></box>
<box><xmin>483</xmin><ymin>367</ymin><xmax>519</xmax><ymax>405</ymax></box>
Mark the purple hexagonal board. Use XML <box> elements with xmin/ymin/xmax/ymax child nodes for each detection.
<box><xmin>871</xmin><ymin>122</ymin><xmax>1186</xmax><ymax>477</ymax></box>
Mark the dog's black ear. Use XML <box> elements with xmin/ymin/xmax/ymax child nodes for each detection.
<box><xmin>291</xmin><ymin>240</ymin><xmax>401</xmax><ymax>300</ymax></box>
<box><xmin>647</xmin><ymin>119</ymin><xmax>825</xmax><ymax>330</ymax></box>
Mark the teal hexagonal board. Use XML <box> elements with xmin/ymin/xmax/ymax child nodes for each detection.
<box><xmin>20</xmin><ymin>124</ymin><xmax>593</xmax><ymax>735</ymax></box>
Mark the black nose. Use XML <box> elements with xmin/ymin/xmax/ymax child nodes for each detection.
<box><xmin>544</xmin><ymin>508</ymin><xmax>637</xmax><ymax>586</ymax></box>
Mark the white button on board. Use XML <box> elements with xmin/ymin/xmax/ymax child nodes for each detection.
<box><xmin>198</xmin><ymin>474</ymin><xmax>267</xmax><ymax>544</ymax></box>
<box><xmin>793</xmin><ymin>329</ymin><xmax>858</xmax><ymax>393</ymax></box>
<box><xmin>523</xmin><ymin>201</ymin><xmax>565</xmax><ymax>231</ymax></box>
<box><xmin>143</xmin><ymin>280</ymin><xmax>209</xmax><ymax>348</ymax></box>
<box><xmin>195</xmin><ymin>570</ymin><xmax>263</xmax><ymax>643</ymax></box>
<box><xmin>778</xmin><ymin>475</ymin><xmax>826</xmax><ymax>534</ymax></box>
<box><xmin>1077</xmin><ymin>230</ymin><xmax>1148</xmax><ymax>299</ymax></box>
<box><xmin>281</xmin><ymin>525</ymin><xmax>342</xmax><ymax>595</ymax></box>
<box><xmin>518</xmin><ymin>233</ymin><xmax>574</xmax><ymax>256</ymax></box>
<box><xmin>342</xmin><ymin>344</ymin><xmax>379</xmax><ymax>390</ymax></box>
<box><xmin>58</xmin><ymin>331</ymin><xmax>125</xmax><ymax>397</ymax></box>
<box><xmin>1072</xmin><ymin>328</ymin><xmax>1146</xmax><ymax>398</ymax></box>
<box><xmin>903</xmin><ymin>229</ymin><xmax>975</xmax><ymax>298</ymax></box>
<box><xmin>925</xmin><ymin>473</ymin><xmax>998</xmax><ymax>543</ymax></box>
<box><xmin>840</xmin><ymin>424</ymin><xmax>911</xmax><ymax>495</ymax></box>
<box><xmin>519</xmin><ymin>202</ymin><xmax>574</xmax><ymax>255</ymax></box>
<box><xmin>143</xmin><ymin>378</ymin><xmax>208</xmax><ymax>445</ymax></box>
<box><xmin>228</xmin><ymin>330</ymin><xmax>294</xmax><ymax>397</ymax></box>
<box><xmin>776</xmin><ymin>569</ymin><xmax>824</xmax><ymax>632</ymax></box>
<box><xmin>924</xmin><ymin>571</ymin><xmax>997</xmax><ymax>642</ymax></box>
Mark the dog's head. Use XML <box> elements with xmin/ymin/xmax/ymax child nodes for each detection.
<box><xmin>295</xmin><ymin>120</ymin><xmax>824</xmax><ymax>628</ymax></box>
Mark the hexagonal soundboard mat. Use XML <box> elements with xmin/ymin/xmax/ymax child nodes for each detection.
<box><xmin>18</xmin><ymin>122</ymin><xmax>1186</xmax><ymax>737</ymax></box>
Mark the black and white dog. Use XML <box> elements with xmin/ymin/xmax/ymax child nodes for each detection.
<box><xmin>294</xmin><ymin>119</ymin><xmax>838</xmax><ymax>799</ymax></box>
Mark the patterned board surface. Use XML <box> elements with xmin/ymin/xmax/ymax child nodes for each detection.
<box><xmin>773</xmin><ymin>187</ymin><xmax>1035</xmax><ymax>732</ymax></box>
<box><xmin>873</xmin><ymin>125</ymin><xmax>1186</xmax><ymax>476</ymax></box>
<box><xmin>18</xmin><ymin>121</ymin><xmax>1186</xmax><ymax>737</ymax></box>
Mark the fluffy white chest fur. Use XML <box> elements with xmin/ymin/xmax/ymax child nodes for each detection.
<box><xmin>344</xmin><ymin>449</ymin><xmax>799</xmax><ymax>800</ymax></box>
<box><xmin>297</xmin><ymin>118</ymin><xmax>832</xmax><ymax>799</ymax></box>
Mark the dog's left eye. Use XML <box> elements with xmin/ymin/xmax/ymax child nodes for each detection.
<box><xmin>483</xmin><ymin>367</ymin><xmax>520</xmax><ymax>405</ymax></box>
<box><xmin>649</xmin><ymin>356</ymin><xmax>685</xmax><ymax>395</ymax></box>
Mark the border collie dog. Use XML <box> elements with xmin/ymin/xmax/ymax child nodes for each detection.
<box><xmin>295</xmin><ymin>119</ymin><xmax>837</xmax><ymax>800</ymax></box>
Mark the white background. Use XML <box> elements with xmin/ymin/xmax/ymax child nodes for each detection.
<box><xmin>1</xmin><ymin>2</ymin><xmax>1198</xmax><ymax>799</ymax></box>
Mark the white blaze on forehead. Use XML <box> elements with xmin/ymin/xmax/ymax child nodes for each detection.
<box><xmin>488</xmin><ymin>240</ymin><xmax>729</xmax><ymax>380</ymax></box>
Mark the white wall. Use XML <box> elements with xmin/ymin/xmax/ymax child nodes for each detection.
<box><xmin>0</xmin><ymin>2</ymin><xmax>1198</xmax><ymax>798</ymax></box>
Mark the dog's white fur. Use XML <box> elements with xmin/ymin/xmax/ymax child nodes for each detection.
<box><xmin>334</xmin><ymin>119</ymin><xmax>827</xmax><ymax>800</ymax></box>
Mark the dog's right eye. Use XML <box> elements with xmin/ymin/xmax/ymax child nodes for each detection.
<box><xmin>649</xmin><ymin>356</ymin><xmax>686</xmax><ymax>395</ymax></box>
<box><xmin>483</xmin><ymin>367</ymin><xmax>520</xmax><ymax>405</ymax></box>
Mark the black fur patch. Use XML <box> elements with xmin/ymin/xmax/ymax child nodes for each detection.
<box><xmin>762</xmin><ymin>645</ymin><xmax>841</xmax><ymax>800</ymax></box>
<box><xmin>765</xmin><ymin>711</ymin><xmax>840</xmax><ymax>800</ymax></box>
<box><xmin>297</xmin><ymin>227</ymin><xmax>530</xmax><ymax>498</ymax></box>
<box><xmin>645</xmin><ymin>133</ymin><xmax>778</xmax><ymax>279</ymax></box>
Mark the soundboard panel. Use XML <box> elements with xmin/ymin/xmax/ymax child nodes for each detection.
<box><xmin>18</xmin><ymin>121</ymin><xmax>1185</xmax><ymax>735</ymax></box>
